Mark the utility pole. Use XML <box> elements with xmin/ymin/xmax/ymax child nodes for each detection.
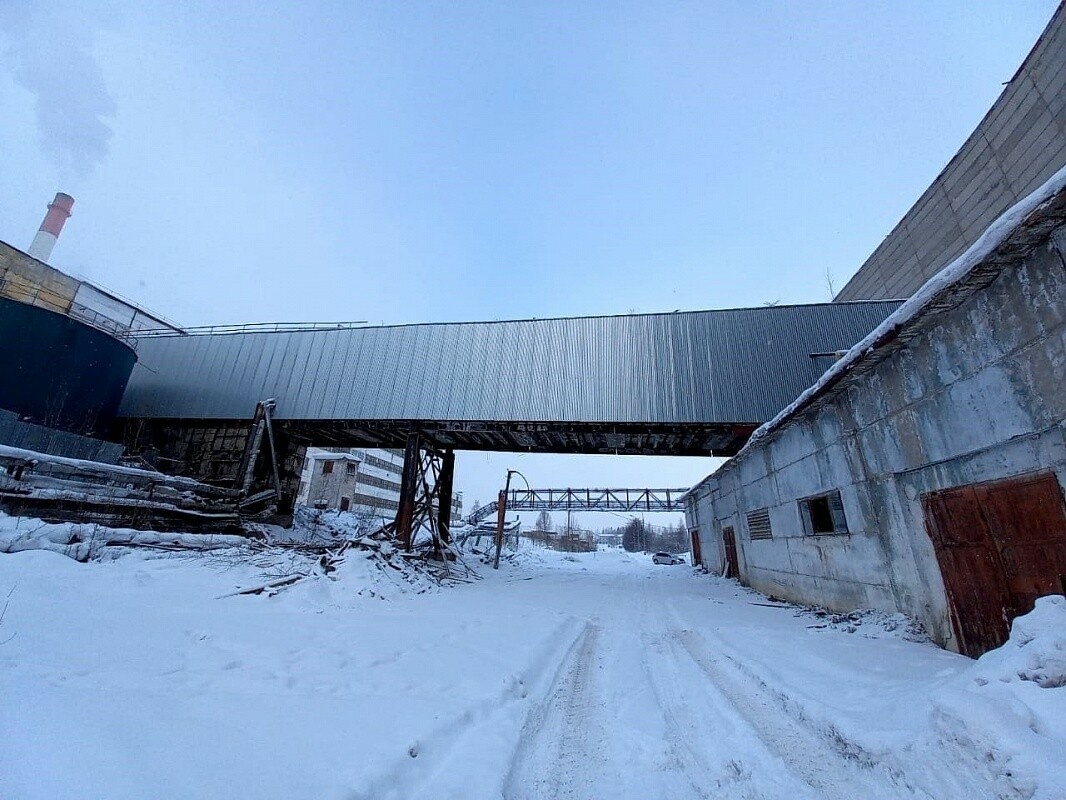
<box><xmin>493</xmin><ymin>487</ymin><xmax>508</xmax><ymax>569</ymax></box>
<box><xmin>493</xmin><ymin>469</ymin><xmax>516</xmax><ymax>569</ymax></box>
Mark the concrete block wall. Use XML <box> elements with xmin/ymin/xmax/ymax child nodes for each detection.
<box><xmin>296</xmin><ymin>447</ymin><xmax>405</xmax><ymax>517</ymax></box>
<box><xmin>688</xmin><ymin>225</ymin><xmax>1066</xmax><ymax>648</ymax></box>
<box><xmin>837</xmin><ymin>5</ymin><xmax>1066</xmax><ymax>301</ymax></box>
<box><xmin>305</xmin><ymin>456</ymin><xmax>361</xmax><ymax>509</ymax></box>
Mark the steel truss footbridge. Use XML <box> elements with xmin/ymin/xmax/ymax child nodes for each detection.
<box><xmin>467</xmin><ymin>487</ymin><xmax>689</xmax><ymax>524</ymax></box>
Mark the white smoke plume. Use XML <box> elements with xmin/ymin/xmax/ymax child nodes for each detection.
<box><xmin>0</xmin><ymin>2</ymin><xmax>117</xmax><ymax>177</ymax></box>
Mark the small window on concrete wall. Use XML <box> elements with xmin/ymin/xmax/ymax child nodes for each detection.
<box><xmin>800</xmin><ymin>490</ymin><xmax>848</xmax><ymax>535</ymax></box>
<box><xmin>321</xmin><ymin>460</ymin><xmax>334</xmax><ymax>475</ymax></box>
<box><xmin>346</xmin><ymin>462</ymin><xmax>358</xmax><ymax>476</ymax></box>
<box><xmin>746</xmin><ymin>508</ymin><xmax>773</xmax><ymax>540</ymax></box>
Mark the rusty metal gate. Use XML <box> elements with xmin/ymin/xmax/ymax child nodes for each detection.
<box><xmin>722</xmin><ymin>526</ymin><xmax>738</xmax><ymax>579</ymax></box>
<box><xmin>922</xmin><ymin>471</ymin><xmax>1066</xmax><ymax>657</ymax></box>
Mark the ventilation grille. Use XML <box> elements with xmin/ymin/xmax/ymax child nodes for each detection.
<box><xmin>746</xmin><ymin>508</ymin><xmax>773</xmax><ymax>540</ymax></box>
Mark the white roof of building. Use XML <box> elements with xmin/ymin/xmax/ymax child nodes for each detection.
<box><xmin>305</xmin><ymin>449</ymin><xmax>362</xmax><ymax>463</ymax></box>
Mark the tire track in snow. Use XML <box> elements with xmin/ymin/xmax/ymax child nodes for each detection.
<box><xmin>347</xmin><ymin>616</ymin><xmax>588</xmax><ymax>800</ymax></box>
<box><xmin>637</xmin><ymin>631</ymin><xmax>743</xmax><ymax>799</ymax></box>
<box><xmin>635</xmin><ymin>577</ymin><xmax>820</xmax><ymax>800</ymax></box>
<box><xmin>633</xmin><ymin>580</ymin><xmax>727</xmax><ymax>798</ymax></box>
<box><xmin>673</xmin><ymin>628</ymin><xmax>934</xmax><ymax>800</ymax></box>
<box><xmin>503</xmin><ymin>622</ymin><xmax>606</xmax><ymax>800</ymax></box>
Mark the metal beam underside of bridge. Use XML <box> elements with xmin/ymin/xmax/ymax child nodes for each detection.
<box><xmin>274</xmin><ymin>418</ymin><xmax>756</xmax><ymax>456</ymax></box>
<box><xmin>270</xmin><ymin>420</ymin><xmax>754</xmax><ymax>456</ymax></box>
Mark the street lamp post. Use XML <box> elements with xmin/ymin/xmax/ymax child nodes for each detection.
<box><xmin>493</xmin><ymin>469</ymin><xmax>529</xmax><ymax>569</ymax></box>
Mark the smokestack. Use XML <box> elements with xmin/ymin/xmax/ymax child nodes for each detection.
<box><xmin>27</xmin><ymin>192</ymin><xmax>75</xmax><ymax>262</ymax></box>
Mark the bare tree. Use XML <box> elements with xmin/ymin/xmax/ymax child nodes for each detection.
<box><xmin>535</xmin><ymin>510</ymin><xmax>553</xmax><ymax>532</ymax></box>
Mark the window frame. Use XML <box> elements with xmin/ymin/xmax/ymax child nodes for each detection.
<box><xmin>321</xmin><ymin>460</ymin><xmax>334</xmax><ymax>475</ymax></box>
<box><xmin>799</xmin><ymin>490</ymin><xmax>849</xmax><ymax>536</ymax></box>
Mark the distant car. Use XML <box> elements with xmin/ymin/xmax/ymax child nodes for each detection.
<box><xmin>652</xmin><ymin>552</ymin><xmax>685</xmax><ymax>565</ymax></box>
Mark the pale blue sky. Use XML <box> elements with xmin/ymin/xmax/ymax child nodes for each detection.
<box><xmin>0</xmin><ymin>1</ymin><xmax>1058</xmax><ymax>518</ymax></box>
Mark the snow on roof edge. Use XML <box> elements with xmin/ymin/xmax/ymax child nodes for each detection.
<box><xmin>0</xmin><ymin>443</ymin><xmax>206</xmax><ymax>488</ymax></box>
<box><xmin>735</xmin><ymin>163</ymin><xmax>1066</xmax><ymax>462</ymax></box>
<box><xmin>305</xmin><ymin>451</ymin><xmax>361</xmax><ymax>462</ymax></box>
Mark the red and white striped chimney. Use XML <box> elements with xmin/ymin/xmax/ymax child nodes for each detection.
<box><xmin>27</xmin><ymin>192</ymin><xmax>75</xmax><ymax>263</ymax></box>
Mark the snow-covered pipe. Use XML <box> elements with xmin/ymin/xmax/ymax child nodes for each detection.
<box><xmin>27</xmin><ymin>192</ymin><xmax>74</xmax><ymax>262</ymax></box>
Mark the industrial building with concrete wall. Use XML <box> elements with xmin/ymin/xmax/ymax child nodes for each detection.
<box><xmin>1</xmin><ymin>5</ymin><xmax>1063</xmax><ymax>642</ymax></box>
<box><xmin>298</xmin><ymin>450</ymin><xmax>365</xmax><ymax>512</ymax></box>
<box><xmin>684</xmin><ymin>3</ymin><xmax>1066</xmax><ymax>658</ymax></box>
<box><xmin>297</xmin><ymin>448</ymin><xmax>461</xmax><ymax>522</ymax></box>
<box><xmin>837</xmin><ymin>2</ymin><xmax>1066</xmax><ymax>302</ymax></box>
<box><xmin>686</xmin><ymin>173</ymin><xmax>1066</xmax><ymax>656</ymax></box>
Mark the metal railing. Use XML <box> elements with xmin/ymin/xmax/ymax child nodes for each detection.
<box><xmin>133</xmin><ymin>320</ymin><xmax>371</xmax><ymax>338</ymax></box>
<box><xmin>0</xmin><ymin>274</ymin><xmax>139</xmax><ymax>347</ymax></box>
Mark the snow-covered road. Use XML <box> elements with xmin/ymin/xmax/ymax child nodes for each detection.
<box><xmin>1</xmin><ymin>545</ymin><xmax>1063</xmax><ymax>799</ymax></box>
<box><xmin>501</xmin><ymin>573</ymin><xmax>910</xmax><ymax>800</ymax></box>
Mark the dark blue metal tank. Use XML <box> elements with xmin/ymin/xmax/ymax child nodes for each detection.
<box><xmin>0</xmin><ymin>295</ymin><xmax>136</xmax><ymax>436</ymax></box>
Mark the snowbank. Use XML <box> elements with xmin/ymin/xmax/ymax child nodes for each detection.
<box><xmin>0</xmin><ymin>510</ymin><xmax>458</xmax><ymax>608</ymax></box>
<box><xmin>966</xmin><ymin>595</ymin><xmax>1066</xmax><ymax>690</ymax></box>
<box><xmin>924</xmin><ymin>597</ymin><xmax>1066</xmax><ymax>800</ymax></box>
<box><xmin>671</xmin><ymin>580</ymin><xmax>1066</xmax><ymax>800</ymax></box>
<box><xmin>0</xmin><ymin>513</ymin><xmax>249</xmax><ymax>561</ymax></box>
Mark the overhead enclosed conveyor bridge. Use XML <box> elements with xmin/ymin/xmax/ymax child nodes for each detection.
<box><xmin>118</xmin><ymin>301</ymin><xmax>900</xmax><ymax>457</ymax></box>
<box><xmin>114</xmin><ymin>301</ymin><xmax>901</xmax><ymax>543</ymax></box>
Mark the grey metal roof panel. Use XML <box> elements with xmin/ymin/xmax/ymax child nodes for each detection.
<box><xmin>118</xmin><ymin>302</ymin><xmax>902</xmax><ymax>424</ymax></box>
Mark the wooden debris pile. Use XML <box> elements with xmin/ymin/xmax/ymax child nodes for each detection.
<box><xmin>223</xmin><ymin>515</ymin><xmax>480</xmax><ymax>599</ymax></box>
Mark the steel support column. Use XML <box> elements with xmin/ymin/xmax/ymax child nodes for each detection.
<box><xmin>436</xmin><ymin>449</ymin><xmax>455</xmax><ymax>547</ymax></box>
<box><xmin>394</xmin><ymin>432</ymin><xmax>421</xmax><ymax>551</ymax></box>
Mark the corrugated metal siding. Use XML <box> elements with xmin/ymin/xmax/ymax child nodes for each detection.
<box><xmin>119</xmin><ymin>302</ymin><xmax>901</xmax><ymax>424</ymax></box>
<box><xmin>836</xmin><ymin>4</ymin><xmax>1066</xmax><ymax>301</ymax></box>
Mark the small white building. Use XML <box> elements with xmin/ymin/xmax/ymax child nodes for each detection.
<box><xmin>298</xmin><ymin>451</ymin><xmax>364</xmax><ymax>512</ymax></box>
<box><xmin>297</xmin><ymin>447</ymin><xmax>461</xmax><ymax>526</ymax></box>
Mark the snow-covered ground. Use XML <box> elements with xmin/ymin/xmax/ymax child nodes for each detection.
<box><xmin>1</xmin><ymin>536</ymin><xmax>1064</xmax><ymax>800</ymax></box>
